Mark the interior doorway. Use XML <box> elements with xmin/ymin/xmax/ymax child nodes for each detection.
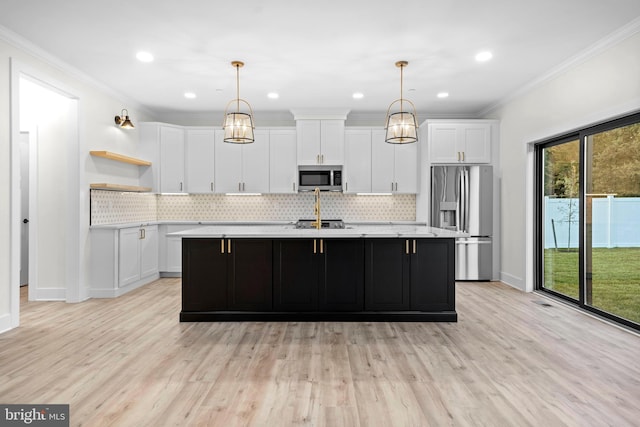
<box><xmin>10</xmin><ymin>59</ymin><xmax>82</xmax><ymax>330</ymax></box>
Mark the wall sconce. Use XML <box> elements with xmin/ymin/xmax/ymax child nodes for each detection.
<box><xmin>114</xmin><ymin>109</ymin><xmax>135</xmax><ymax>129</ymax></box>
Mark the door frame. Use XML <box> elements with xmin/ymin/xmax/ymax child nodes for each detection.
<box><xmin>9</xmin><ymin>58</ymin><xmax>83</xmax><ymax>328</ymax></box>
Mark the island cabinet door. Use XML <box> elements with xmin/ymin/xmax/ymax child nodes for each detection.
<box><xmin>364</xmin><ymin>239</ymin><xmax>410</xmax><ymax>310</ymax></box>
<box><xmin>273</xmin><ymin>240</ymin><xmax>320</xmax><ymax>311</ymax></box>
<box><xmin>410</xmin><ymin>239</ymin><xmax>455</xmax><ymax>311</ymax></box>
<box><xmin>319</xmin><ymin>239</ymin><xmax>365</xmax><ymax>311</ymax></box>
<box><xmin>182</xmin><ymin>239</ymin><xmax>228</xmax><ymax>311</ymax></box>
<box><xmin>227</xmin><ymin>239</ymin><xmax>273</xmax><ymax>311</ymax></box>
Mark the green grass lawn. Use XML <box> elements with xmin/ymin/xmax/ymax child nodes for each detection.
<box><xmin>544</xmin><ymin>247</ymin><xmax>640</xmax><ymax>324</ymax></box>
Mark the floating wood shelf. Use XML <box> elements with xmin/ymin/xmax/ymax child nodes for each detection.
<box><xmin>90</xmin><ymin>151</ymin><xmax>151</xmax><ymax>166</ymax></box>
<box><xmin>90</xmin><ymin>183</ymin><xmax>152</xmax><ymax>192</ymax></box>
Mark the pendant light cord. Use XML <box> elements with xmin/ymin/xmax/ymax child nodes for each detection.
<box><xmin>236</xmin><ymin>64</ymin><xmax>240</xmax><ymax>113</ymax></box>
<box><xmin>400</xmin><ymin>64</ymin><xmax>404</xmax><ymax>112</ymax></box>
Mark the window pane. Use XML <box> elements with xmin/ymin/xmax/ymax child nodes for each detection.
<box><xmin>585</xmin><ymin>123</ymin><xmax>640</xmax><ymax>325</ymax></box>
<box><xmin>541</xmin><ymin>140</ymin><xmax>580</xmax><ymax>299</ymax></box>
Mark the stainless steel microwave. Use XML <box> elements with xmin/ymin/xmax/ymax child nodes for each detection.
<box><xmin>298</xmin><ymin>165</ymin><xmax>342</xmax><ymax>192</ymax></box>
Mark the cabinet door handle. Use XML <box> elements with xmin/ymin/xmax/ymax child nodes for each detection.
<box><xmin>211</xmin><ymin>182</ymin><xmax>214</xmax><ymax>192</ymax></box>
<box><xmin>320</xmin><ymin>239</ymin><xmax>324</xmax><ymax>254</ymax></box>
<box><xmin>238</xmin><ymin>182</ymin><xmax>241</xmax><ymax>192</ymax></box>
<box><xmin>142</xmin><ymin>228</ymin><xmax>146</xmax><ymax>239</ymax></box>
<box><xmin>221</xmin><ymin>239</ymin><xmax>225</xmax><ymax>254</ymax></box>
<box><xmin>405</xmin><ymin>240</ymin><xmax>409</xmax><ymax>254</ymax></box>
<box><xmin>227</xmin><ymin>239</ymin><xmax>232</xmax><ymax>253</ymax></box>
<box><xmin>313</xmin><ymin>239</ymin><xmax>317</xmax><ymax>254</ymax></box>
<box><xmin>321</xmin><ymin>154</ymin><xmax>324</xmax><ymax>164</ymax></box>
<box><xmin>413</xmin><ymin>239</ymin><xmax>416</xmax><ymax>254</ymax></box>
<box><xmin>180</xmin><ymin>182</ymin><xmax>183</xmax><ymax>191</ymax></box>
<box><xmin>293</xmin><ymin>182</ymin><xmax>296</xmax><ymax>192</ymax></box>
<box><xmin>462</xmin><ymin>151</ymin><xmax>465</xmax><ymax>162</ymax></box>
<box><xmin>345</xmin><ymin>182</ymin><xmax>348</xmax><ymax>192</ymax></box>
<box><xmin>391</xmin><ymin>182</ymin><xmax>394</xmax><ymax>192</ymax></box>
<box><xmin>457</xmin><ymin>152</ymin><xmax>460</xmax><ymax>161</ymax></box>
<box><xmin>316</xmin><ymin>154</ymin><xmax>320</xmax><ymax>164</ymax></box>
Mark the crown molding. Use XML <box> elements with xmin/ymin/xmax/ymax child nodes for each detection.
<box><xmin>0</xmin><ymin>24</ymin><xmax>154</xmax><ymax>116</ymax></box>
<box><xmin>479</xmin><ymin>16</ymin><xmax>640</xmax><ymax>117</ymax></box>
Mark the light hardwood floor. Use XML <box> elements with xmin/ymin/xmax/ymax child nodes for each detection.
<box><xmin>1</xmin><ymin>280</ymin><xmax>639</xmax><ymax>426</ymax></box>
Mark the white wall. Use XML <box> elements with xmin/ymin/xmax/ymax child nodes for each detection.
<box><xmin>0</xmin><ymin>30</ymin><xmax>157</xmax><ymax>332</ymax></box>
<box><xmin>486</xmin><ymin>28</ymin><xmax>640</xmax><ymax>291</ymax></box>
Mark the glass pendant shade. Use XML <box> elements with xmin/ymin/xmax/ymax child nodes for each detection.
<box><xmin>384</xmin><ymin>61</ymin><xmax>418</xmax><ymax>144</ymax></box>
<box><xmin>385</xmin><ymin>110</ymin><xmax>418</xmax><ymax>144</ymax></box>
<box><xmin>119</xmin><ymin>116</ymin><xmax>135</xmax><ymax>129</ymax></box>
<box><xmin>222</xmin><ymin>61</ymin><xmax>255</xmax><ymax>144</ymax></box>
<box><xmin>223</xmin><ymin>111</ymin><xmax>255</xmax><ymax>144</ymax></box>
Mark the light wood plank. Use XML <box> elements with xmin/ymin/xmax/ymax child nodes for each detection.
<box><xmin>3</xmin><ymin>281</ymin><xmax>640</xmax><ymax>426</ymax></box>
<box><xmin>90</xmin><ymin>150</ymin><xmax>151</xmax><ymax>166</ymax></box>
<box><xmin>90</xmin><ymin>183</ymin><xmax>152</xmax><ymax>192</ymax></box>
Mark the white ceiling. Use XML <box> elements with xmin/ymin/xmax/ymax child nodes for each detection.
<box><xmin>2</xmin><ymin>0</ymin><xmax>640</xmax><ymax>119</ymax></box>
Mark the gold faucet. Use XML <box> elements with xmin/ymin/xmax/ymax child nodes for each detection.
<box><xmin>310</xmin><ymin>187</ymin><xmax>321</xmax><ymax>230</ymax></box>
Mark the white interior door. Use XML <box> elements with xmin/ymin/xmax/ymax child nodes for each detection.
<box><xmin>20</xmin><ymin>132</ymin><xmax>29</xmax><ymax>286</ymax></box>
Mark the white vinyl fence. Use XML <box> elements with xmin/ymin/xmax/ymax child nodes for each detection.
<box><xmin>544</xmin><ymin>196</ymin><xmax>640</xmax><ymax>249</ymax></box>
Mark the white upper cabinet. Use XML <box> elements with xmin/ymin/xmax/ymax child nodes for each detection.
<box><xmin>428</xmin><ymin>122</ymin><xmax>491</xmax><ymax>164</ymax></box>
<box><xmin>297</xmin><ymin>119</ymin><xmax>344</xmax><ymax>165</ymax></box>
<box><xmin>215</xmin><ymin>129</ymin><xmax>269</xmax><ymax>193</ymax></box>
<box><xmin>139</xmin><ymin>123</ymin><xmax>185</xmax><ymax>193</ymax></box>
<box><xmin>185</xmin><ymin>128</ymin><xmax>215</xmax><ymax>193</ymax></box>
<box><xmin>371</xmin><ymin>129</ymin><xmax>418</xmax><ymax>193</ymax></box>
<box><xmin>242</xmin><ymin>130</ymin><xmax>270</xmax><ymax>193</ymax></box>
<box><xmin>159</xmin><ymin>126</ymin><xmax>186</xmax><ymax>192</ymax></box>
<box><xmin>269</xmin><ymin>129</ymin><xmax>297</xmax><ymax>193</ymax></box>
<box><xmin>344</xmin><ymin>129</ymin><xmax>372</xmax><ymax>193</ymax></box>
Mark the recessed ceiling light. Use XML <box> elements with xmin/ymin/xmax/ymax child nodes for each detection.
<box><xmin>184</xmin><ymin>92</ymin><xmax>196</xmax><ymax>99</ymax></box>
<box><xmin>136</xmin><ymin>51</ymin><xmax>154</xmax><ymax>63</ymax></box>
<box><xmin>437</xmin><ymin>92</ymin><xmax>449</xmax><ymax>98</ymax></box>
<box><xmin>267</xmin><ymin>92</ymin><xmax>279</xmax><ymax>99</ymax></box>
<box><xmin>352</xmin><ymin>92</ymin><xmax>364</xmax><ymax>99</ymax></box>
<box><xmin>475</xmin><ymin>51</ymin><xmax>493</xmax><ymax>62</ymax></box>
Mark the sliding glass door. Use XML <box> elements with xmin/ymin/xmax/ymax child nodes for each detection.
<box><xmin>540</xmin><ymin>138</ymin><xmax>581</xmax><ymax>300</ymax></box>
<box><xmin>537</xmin><ymin>113</ymin><xmax>640</xmax><ymax>329</ymax></box>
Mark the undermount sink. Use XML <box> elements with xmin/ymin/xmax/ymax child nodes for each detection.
<box><xmin>295</xmin><ymin>219</ymin><xmax>345</xmax><ymax>229</ymax></box>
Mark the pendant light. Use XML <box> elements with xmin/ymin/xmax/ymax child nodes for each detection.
<box><xmin>384</xmin><ymin>61</ymin><xmax>418</xmax><ymax>144</ymax></box>
<box><xmin>222</xmin><ymin>61</ymin><xmax>255</xmax><ymax>144</ymax></box>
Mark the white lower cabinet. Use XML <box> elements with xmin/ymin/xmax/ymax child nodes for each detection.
<box><xmin>159</xmin><ymin>224</ymin><xmax>200</xmax><ymax>275</ymax></box>
<box><xmin>90</xmin><ymin>225</ymin><xmax>159</xmax><ymax>297</ymax></box>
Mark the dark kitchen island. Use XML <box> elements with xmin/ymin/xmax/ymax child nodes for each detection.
<box><xmin>172</xmin><ymin>223</ymin><xmax>466</xmax><ymax>322</ymax></box>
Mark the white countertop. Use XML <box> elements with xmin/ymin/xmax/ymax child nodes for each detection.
<box><xmin>168</xmin><ymin>223</ymin><xmax>467</xmax><ymax>239</ymax></box>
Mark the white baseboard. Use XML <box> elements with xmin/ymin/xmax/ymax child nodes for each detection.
<box><xmin>500</xmin><ymin>271</ymin><xmax>526</xmax><ymax>292</ymax></box>
<box><xmin>0</xmin><ymin>313</ymin><xmax>14</xmax><ymax>334</ymax></box>
<box><xmin>33</xmin><ymin>287</ymin><xmax>66</xmax><ymax>301</ymax></box>
<box><xmin>89</xmin><ymin>274</ymin><xmax>159</xmax><ymax>298</ymax></box>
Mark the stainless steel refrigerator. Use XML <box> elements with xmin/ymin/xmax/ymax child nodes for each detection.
<box><xmin>431</xmin><ymin>165</ymin><xmax>493</xmax><ymax>281</ymax></box>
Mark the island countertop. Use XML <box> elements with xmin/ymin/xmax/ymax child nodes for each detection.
<box><xmin>169</xmin><ymin>222</ymin><xmax>468</xmax><ymax>239</ymax></box>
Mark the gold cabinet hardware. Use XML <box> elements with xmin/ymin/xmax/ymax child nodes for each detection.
<box><xmin>313</xmin><ymin>239</ymin><xmax>317</xmax><ymax>254</ymax></box>
<box><xmin>413</xmin><ymin>239</ymin><xmax>417</xmax><ymax>254</ymax></box>
<box><xmin>220</xmin><ymin>239</ymin><xmax>225</xmax><ymax>254</ymax></box>
<box><xmin>461</xmin><ymin>151</ymin><xmax>465</xmax><ymax>162</ymax></box>
<box><xmin>227</xmin><ymin>239</ymin><xmax>232</xmax><ymax>253</ymax></box>
<box><xmin>320</xmin><ymin>239</ymin><xmax>324</xmax><ymax>254</ymax></box>
<box><xmin>405</xmin><ymin>240</ymin><xmax>409</xmax><ymax>254</ymax></box>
